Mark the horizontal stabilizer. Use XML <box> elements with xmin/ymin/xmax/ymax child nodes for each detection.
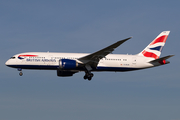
<box><xmin>149</xmin><ymin>55</ymin><xmax>174</xmax><ymax>64</ymax></box>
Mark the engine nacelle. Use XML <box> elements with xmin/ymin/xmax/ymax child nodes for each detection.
<box><xmin>57</xmin><ymin>69</ymin><xmax>75</xmax><ymax>77</ymax></box>
<box><xmin>59</xmin><ymin>59</ymin><xmax>78</xmax><ymax>70</ymax></box>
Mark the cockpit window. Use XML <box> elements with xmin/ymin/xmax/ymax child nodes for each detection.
<box><xmin>10</xmin><ymin>57</ymin><xmax>16</xmax><ymax>59</ymax></box>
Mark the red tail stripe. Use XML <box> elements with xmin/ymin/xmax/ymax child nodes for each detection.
<box><xmin>150</xmin><ymin>35</ymin><xmax>168</xmax><ymax>45</ymax></box>
<box><xmin>142</xmin><ymin>50</ymin><xmax>159</xmax><ymax>59</ymax></box>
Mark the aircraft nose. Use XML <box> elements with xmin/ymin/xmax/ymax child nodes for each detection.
<box><xmin>5</xmin><ymin>60</ymin><xmax>10</xmax><ymax>66</ymax></box>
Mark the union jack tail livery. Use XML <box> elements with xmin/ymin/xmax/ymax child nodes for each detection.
<box><xmin>138</xmin><ymin>31</ymin><xmax>170</xmax><ymax>59</ymax></box>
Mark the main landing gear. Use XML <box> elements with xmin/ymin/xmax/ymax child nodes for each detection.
<box><xmin>17</xmin><ymin>68</ymin><xmax>23</xmax><ymax>76</ymax></box>
<box><xmin>83</xmin><ymin>72</ymin><xmax>94</xmax><ymax>81</ymax></box>
<box><xmin>83</xmin><ymin>64</ymin><xmax>94</xmax><ymax>81</ymax></box>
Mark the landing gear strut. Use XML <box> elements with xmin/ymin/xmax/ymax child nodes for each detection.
<box><xmin>83</xmin><ymin>72</ymin><xmax>94</xmax><ymax>81</ymax></box>
<box><xmin>17</xmin><ymin>68</ymin><xmax>23</xmax><ymax>76</ymax></box>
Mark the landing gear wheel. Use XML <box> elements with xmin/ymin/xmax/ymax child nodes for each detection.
<box><xmin>90</xmin><ymin>73</ymin><xmax>94</xmax><ymax>77</ymax></box>
<box><xmin>87</xmin><ymin>74</ymin><xmax>93</xmax><ymax>81</ymax></box>
<box><xmin>19</xmin><ymin>72</ymin><xmax>23</xmax><ymax>76</ymax></box>
<box><xmin>88</xmin><ymin>76</ymin><xmax>92</xmax><ymax>81</ymax></box>
<box><xmin>84</xmin><ymin>75</ymin><xmax>88</xmax><ymax>80</ymax></box>
<box><xmin>83</xmin><ymin>71</ymin><xmax>94</xmax><ymax>81</ymax></box>
<box><xmin>84</xmin><ymin>74</ymin><xmax>92</xmax><ymax>80</ymax></box>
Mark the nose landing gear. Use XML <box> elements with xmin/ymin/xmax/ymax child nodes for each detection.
<box><xmin>19</xmin><ymin>72</ymin><xmax>23</xmax><ymax>76</ymax></box>
<box><xmin>17</xmin><ymin>68</ymin><xmax>23</xmax><ymax>76</ymax></box>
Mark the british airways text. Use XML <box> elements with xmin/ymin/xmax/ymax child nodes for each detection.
<box><xmin>26</xmin><ymin>59</ymin><xmax>56</xmax><ymax>62</ymax></box>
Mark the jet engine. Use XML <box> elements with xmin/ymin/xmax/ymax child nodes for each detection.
<box><xmin>59</xmin><ymin>59</ymin><xmax>79</xmax><ymax>70</ymax></box>
<box><xmin>57</xmin><ymin>69</ymin><xmax>76</xmax><ymax>77</ymax></box>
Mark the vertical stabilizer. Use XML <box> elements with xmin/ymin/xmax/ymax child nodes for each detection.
<box><xmin>138</xmin><ymin>31</ymin><xmax>170</xmax><ymax>59</ymax></box>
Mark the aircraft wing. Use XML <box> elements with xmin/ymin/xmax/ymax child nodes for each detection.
<box><xmin>78</xmin><ymin>37</ymin><xmax>132</xmax><ymax>68</ymax></box>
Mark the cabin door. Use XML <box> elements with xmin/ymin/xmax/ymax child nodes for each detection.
<box><xmin>132</xmin><ymin>57</ymin><xmax>136</xmax><ymax>66</ymax></box>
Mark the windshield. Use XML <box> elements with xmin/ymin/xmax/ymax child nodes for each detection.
<box><xmin>10</xmin><ymin>57</ymin><xmax>16</xmax><ymax>59</ymax></box>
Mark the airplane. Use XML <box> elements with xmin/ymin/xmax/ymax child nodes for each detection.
<box><xmin>5</xmin><ymin>31</ymin><xmax>174</xmax><ymax>81</ymax></box>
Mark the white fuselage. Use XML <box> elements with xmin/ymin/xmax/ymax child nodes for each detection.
<box><xmin>6</xmin><ymin>52</ymin><xmax>155</xmax><ymax>72</ymax></box>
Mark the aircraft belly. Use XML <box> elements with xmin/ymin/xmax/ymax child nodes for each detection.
<box><xmin>96</xmin><ymin>61</ymin><xmax>139</xmax><ymax>71</ymax></box>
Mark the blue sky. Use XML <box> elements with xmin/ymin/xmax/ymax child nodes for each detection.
<box><xmin>0</xmin><ymin>0</ymin><xmax>180</xmax><ymax>120</ymax></box>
